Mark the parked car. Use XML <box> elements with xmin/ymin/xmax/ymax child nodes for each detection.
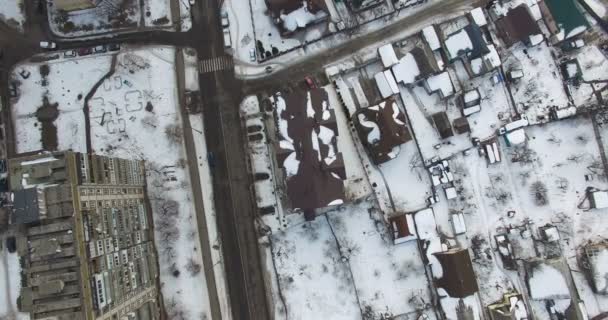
<box><xmin>304</xmin><ymin>76</ymin><xmax>316</xmax><ymax>89</ymax></box>
<box><xmin>64</xmin><ymin>50</ymin><xmax>77</xmax><ymax>58</ymax></box>
<box><xmin>221</xmin><ymin>12</ymin><xmax>229</xmax><ymax>28</ymax></box>
<box><xmin>207</xmin><ymin>152</ymin><xmax>216</xmax><ymax>168</ymax></box>
<box><xmin>265</xmin><ymin>65</ymin><xmax>273</xmax><ymax>73</ymax></box>
<box><xmin>108</xmin><ymin>43</ymin><xmax>121</xmax><ymax>51</ymax></box>
<box><xmin>94</xmin><ymin>45</ymin><xmax>106</xmax><ymax>53</ymax></box>
<box><xmin>249</xmin><ymin>48</ymin><xmax>256</xmax><ymax>62</ymax></box>
<box><xmin>78</xmin><ymin>47</ymin><xmax>92</xmax><ymax>56</ymax></box>
<box><xmin>189</xmin><ymin>0</ymin><xmax>195</xmax><ymax>4</ymax></box>
<box><xmin>40</xmin><ymin>41</ymin><xmax>57</xmax><ymax>49</ymax></box>
<box><xmin>223</xmin><ymin>30</ymin><xmax>232</xmax><ymax>48</ymax></box>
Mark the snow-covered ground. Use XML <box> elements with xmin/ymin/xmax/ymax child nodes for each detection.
<box><xmin>46</xmin><ymin>0</ymin><xmax>185</xmax><ymax>38</ymax></box>
<box><xmin>0</xmin><ymin>241</ymin><xmax>29</xmax><ymax>320</ymax></box>
<box><xmin>503</xmin><ymin>42</ymin><xmax>570</xmax><ymax>124</ymax></box>
<box><xmin>264</xmin><ymin>200</ymin><xmax>437</xmax><ymax>320</ymax></box>
<box><xmin>10</xmin><ymin>46</ymin><xmax>213</xmax><ymax>320</ymax></box>
<box><xmin>0</xmin><ymin>0</ymin><xmax>25</xmax><ymax>31</ymax></box>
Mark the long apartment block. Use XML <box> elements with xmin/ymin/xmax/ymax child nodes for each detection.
<box><xmin>8</xmin><ymin>151</ymin><xmax>161</xmax><ymax>320</ymax></box>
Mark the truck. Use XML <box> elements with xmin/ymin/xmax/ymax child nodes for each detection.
<box><xmin>223</xmin><ymin>30</ymin><xmax>232</xmax><ymax>48</ymax></box>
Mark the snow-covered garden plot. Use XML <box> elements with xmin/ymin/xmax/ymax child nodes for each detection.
<box><xmin>268</xmin><ymin>214</ymin><xmax>361</xmax><ymax>320</ymax></box>
<box><xmin>0</xmin><ymin>0</ymin><xmax>25</xmax><ymax>31</ymax></box>
<box><xmin>452</xmin><ymin>62</ymin><xmax>513</xmax><ymax>140</ymax></box>
<box><xmin>503</xmin><ymin>42</ymin><xmax>570</xmax><ymax>124</ymax></box>
<box><xmin>0</xmin><ymin>245</ymin><xmax>29</xmax><ymax>320</ymax></box>
<box><xmin>47</xmin><ymin>0</ymin><xmax>142</xmax><ymax>38</ymax></box>
<box><xmin>398</xmin><ymin>86</ymin><xmax>471</xmax><ymax>161</ymax></box>
<box><xmin>10</xmin><ymin>54</ymin><xmax>113</xmax><ymax>153</ymax></box>
<box><xmin>11</xmin><ymin>46</ymin><xmax>213</xmax><ymax>320</ymax></box>
<box><xmin>377</xmin><ymin>141</ymin><xmax>432</xmax><ymax>212</ymax></box>
<box><xmin>249</xmin><ymin>0</ymin><xmax>327</xmax><ymax>60</ymax></box>
<box><xmin>327</xmin><ymin>203</ymin><xmax>436</xmax><ymax>319</ymax></box>
<box><xmin>265</xmin><ymin>200</ymin><xmax>438</xmax><ymax>320</ymax></box>
<box><xmin>143</xmin><ymin>0</ymin><xmax>173</xmax><ymax>28</ymax></box>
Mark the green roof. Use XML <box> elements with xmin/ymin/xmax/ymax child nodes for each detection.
<box><xmin>544</xmin><ymin>0</ymin><xmax>589</xmax><ymax>39</ymax></box>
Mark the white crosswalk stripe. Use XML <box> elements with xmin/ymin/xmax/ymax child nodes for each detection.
<box><xmin>198</xmin><ymin>56</ymin><xmax>234</xmax><ymax>74</ymax></box>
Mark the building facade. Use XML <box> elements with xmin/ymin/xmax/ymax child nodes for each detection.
<box><xmin>54</xmin><ymin>0</ymin><xmax>98</xmax><ymax>11</ymax></box>
<box><xmin>9</xmin><ymin>151</ymin><xmax>161</xmax><ymax>320</ymax></box>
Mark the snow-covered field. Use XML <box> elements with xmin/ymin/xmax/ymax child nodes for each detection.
<box><xmin>0</xmin><ymin>243</ymin><xmax>29</xmax><ymax>320</ymax></box>
<box><xmin>0</xmin><ymin>0</ymin><xmax>25</xmax><ymax>31</ymax></box>
<box><xmin>265</xmin><ymin>201</ymin><xmax>437</xmax><ymax>320</ymax></box>
<box><xmin>504</xmin><ymin>42</ymin><xmax>570</xmax><ymax>124</ymax></box>
<box><xmin>10</xmin><ymin>46</ymin><xmax>213</xmax><ymax>320</ymax></box>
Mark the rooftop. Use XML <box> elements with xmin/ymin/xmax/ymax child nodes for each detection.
<box><xmin>274</xmin><ymin>89</ymin><xmax>346</xmax><ymax>212</ymax></box>
<box><xmin>495</xmin><ymin>5</ymin><xmax>542</xmax><ymax>47</ymax></box>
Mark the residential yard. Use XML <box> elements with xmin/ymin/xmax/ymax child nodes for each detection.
<box><xmin>265</xmin><ymin>201</ymin><xmax>437</xmax><ymax>320</ymax></box>
<box><xmin>0</xmin><ymin>0</ymin><xmax>25</xmax><ymax>31</ymax></box>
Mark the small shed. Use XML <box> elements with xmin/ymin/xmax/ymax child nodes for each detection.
<box><xmin>422</xmin><ymin>25</ymin><xmax>441</xmax><ymax>51</ymax></box>
<box><xmin>451</xmin><ymin>212</ymin><xmax>467</xmax><ymax>235</ymax></box>
<box><xmin>374</xmin><ymin>71</ymin><xmax>399</xmax><ymax>98</ymax></box>
<box><xmin>453</xmin><ymin>117</ymin><xmax>471</xmax><ymax>134</ymax></box>
<box><xmin>389</xmin><ymin>213</ymin><xmax>418</xmax><ymax>244</ymax></box>
<box><xmin>539</xmin><ymin>224</ymin><xmax>560</xmax><ymax>242</ymax></box>
<box><xmin>445</xmin><ymin>186</ymin><xmax>458</xmax><ymax>200</ymax></box>
<box><xmin>590</xmin><ymin>190</ymin><xmax>608</xmax><ymax>209</ymax></box>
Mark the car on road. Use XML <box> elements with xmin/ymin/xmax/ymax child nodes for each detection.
<box><xmin>189</xmin><ymin>0</ymin><xmax>195</xmax><ymax>4</ymax></box>
<box><xmin>64</xmin><ymin>50</ymin><xmax>77</xmax><ymax>58</ymax></box>
<box><xmin>108</xmin><ymin>43</ymin><xmax>121</xmax><ymax>51</ymax></box>
<box><xmin>207</xmin><ymin>152</ymin><xmax>216</xmax><ymax>168</ymax></box>
<box><xmin>249</xmin><ymin>48</ymin><xmax>256</xmax><ymax>62</ymax></box>
<box><xmin>221</xmin><ymin>12</ymin><xmax>229</xmax><ymax>28</ymax></box>
<box><xmin>304</xmin><ymin>76</ymin><xmax>316</xmax><ymax>89</ymax></box>
<box><xmin>94</xmin><ymin>45</ymin><xmax>106</xmax><ymax>53</ymax></box>
<box><xmin>40</xmin><ymin>41</ymin><xmax>57</xmax><ymax>49</ymax></box>
<box><xmin>265</xmin><ymin>66</ymin><xmax>273</xmax><ymax>73</ymax></box>
<box><xmin>78</xmin><ymin>47</ymin><xmax>92</xmax><ymax>56</ymax></box>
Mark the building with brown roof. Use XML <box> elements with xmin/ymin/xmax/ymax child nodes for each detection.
<box><xmin>433</xmin><ymin>248</ymin><xmax>479</xmax><ymax>298</ymax></box>
<box><xmin>432</xmin><ymin>112</ymin><xmax>454</xmax><ymax>139</ymax></box>
<box><xmin>353</xmin><ymin>99</ymin><xmax>412</xmax><ymax>164</ymax></box>
<box><xmin>388</xmin><ymin>213</ymin><xmax>417</xmax><ymax>244</ymax></box>
<box><xmin>495</xmin><ymin>5</ymin><xmax>542</xmax><ymax>47</ymax></box>
<box><xmin>273</xmin><ymin>89</ymin><xmax>346</xmax><ymax>218</ymax></box>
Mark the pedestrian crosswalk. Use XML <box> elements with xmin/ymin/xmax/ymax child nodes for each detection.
<box><xmin>198</xmin><ymin>56</ymin><xmax>234</xmax><ymax>74</ymax></box>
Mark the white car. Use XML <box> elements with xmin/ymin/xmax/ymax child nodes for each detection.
<box><xmin>249</xmin><ymin>48</ymin><xmax>256</xmax><ymax>62</ymax></box>
<box><xmin>221</xmin><ymin>12</ymin><xmax>229</xmax><ymax>28</ymax></box>
<box><xmin>189</xmin><ymin>0</ymin><xmax>195</xmax><ymax>5</ymax></box>
<box><xmin>40</xmin><ymin>41</ymin><xmax>57</xmax><ymax>49</ymax></box>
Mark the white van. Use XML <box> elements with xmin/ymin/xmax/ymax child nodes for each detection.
<box><xmin>223</xmin><ymin>30</ymin><xmax>231</xmax><ymax>48</ymax></box>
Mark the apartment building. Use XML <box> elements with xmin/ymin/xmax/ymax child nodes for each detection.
<box><xmin>8</xmin><ymin>151</ymin><xmax>161</xmax><ymax>320</ymax></box>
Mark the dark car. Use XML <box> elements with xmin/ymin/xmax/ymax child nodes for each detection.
<box><xmin>304</xmin><ymin>76</ymin><xmax>316</xmax><ymax>89</ymax></box>
<box><xmin>207</xmin><ymin>152</ymin><xmax>216</xmax><ymax>168</ymax></box>
<box><xmin>78</xmin><ymin>47</ymin><xmax>92</xmax><ymax>56</ymax></box>
<box><xmin>108</xmin><ymin>43</ymin><xmax>121</xmax><ymax>51</ymax></box>
<box><xmin>5</xmin><ymin>236</ymin><xmax>16</xmax><ymax>253</ymax></box>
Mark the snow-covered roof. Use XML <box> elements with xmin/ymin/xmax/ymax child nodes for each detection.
<box><xmin>274</xmin><ymin>89</ymin><xmax>345</xmax><ymax>211</ymax></box>
<box><xmin>280</xmin><ymin>5</ymin><xmax>326</xmax><ymax>33</ymax></box>
<box><xmin>505</xmin><ymin>118</ymin><xmax>529</xmax><ymax>131</ymax></box>
<box><xmin>529</xmin><ymin>34</ymin><xmax>544</xmax><ymax>46</ymax></box>
<box><xmin>470</xmin><ymin>8</ymin><xmax>487</xmax><ymax>26</ymax></box>
<box><xmin>540</xmin><ymin>225</ymin><xmax>560</xmax><ymax>242</ymax></box>
<box><xmin>445</xmin><ymin>29</ymin><xmax>473</xmax><ymax>60</ymax></box>
<box><xmin>591</xmin><ymin>190</ymin><xmax>608</xmax><ymax>209</ymax></box>
<box><xmin>378</xmin><ymin>43</ymin><xmax>399</xmax><ymax>68</ymax></box>
<box><xmin>588</xmin><ymin>245</ymin><xmax>608</xmax><ymax>294</ymax></box>
<box><xmin>527</xmin><ymin>263</ymin><xmax>571</xmax><ymax>300</ymax></box>
<box><xmin>506</xmin><ymin>128</ymin><xmax>526</xmax><ymax>145</ymax></box>
<box><xmin>463</xmin><ymin>105</ymin><xmax>481</xmax><ymax>116</ymax></box>
<box><xmin>484</xmin><ymin>44</ymin><xmax>502</xmax><ymax>68</ymax></box>
<box><xmin>391</xmin><ymin>53</ymin><xmax>420</xmax><ymax>85</ymax></box>
<box><xmin>414</xmin><ymin>208</ymin><xmax>437</xmax><ymax>240</ymax></box>
<box><xmin>464</xmin><ymin>89</ymin><xmax>480</xmax><ymax>104</ymax></box>
<box><xmin>422</xmin><ymin>25</ymin><xmax>441</xmax><ymax>50</ymax></box>
<box><xmin>374</xmin><ymin>71</ymin><xmax>399</xmax><ymax>99</ymax></box>
<box><xmin>445</xmin><ymin>187</ymin><xmax>457</xmax><ymax>200</ymax></box>
<box><xmin>20</xmin><ymin>157</ymin><xmax>59</xmax><ymax>166</ymax></box>
<box><xmin>354</xmin><ymin>100</ymin><xmax>411</xmax><ymax>164</ymax></box>
<box><xmin>425</xmin><ymin>72</ymin><xmax>454</xmax><ymax>98</ymax></box>
<box><xmin>451</xmin><ymin>212</ymin><xmax>466</xmax><ymax>234</ymax></box>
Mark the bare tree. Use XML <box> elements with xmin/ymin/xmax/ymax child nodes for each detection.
<box><xmin>165</xmin><ymin>123</ymin><xmax>184</xmax><ymax>144</ymax></box>
<box><xmin>530</xmin><ymin>181</ymin><xmax>548</xmax><ymax>206</ymax></box>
